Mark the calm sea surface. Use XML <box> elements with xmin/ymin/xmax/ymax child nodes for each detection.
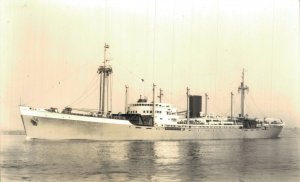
<box><xmin>1</xmin><ymin>129</ymin><xmax>300</xmax><ymax>182</ymax></box>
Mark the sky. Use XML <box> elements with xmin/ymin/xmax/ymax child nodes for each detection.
<box><xmin>0</xmin><ymin>0</ymin><xmax>299</xmax><ymax>130</ymax></box>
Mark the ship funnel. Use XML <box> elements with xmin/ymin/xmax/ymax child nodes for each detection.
<box><xmin>189</xmin><ymin>95</ymin><xmax>202</xmax><ymax>118</ymax></box>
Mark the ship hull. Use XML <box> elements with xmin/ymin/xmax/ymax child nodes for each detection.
<box><xmin>20</xmin><ymin>107</ymin><xmax>283</xmax><ymax>140</ymax></box>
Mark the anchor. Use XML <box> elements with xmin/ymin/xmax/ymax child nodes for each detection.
<box><xmin>30</xmin><ymin>117</ymin><xmax>39</xmax><ymax>126</ymax></box>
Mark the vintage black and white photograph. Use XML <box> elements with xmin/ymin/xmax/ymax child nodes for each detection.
<box><xmin>1</xmin><ymin>0</ymin><xmax>299</xmax><ymax>181</ymax></box>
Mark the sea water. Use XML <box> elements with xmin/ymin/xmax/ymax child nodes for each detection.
<box><xmin>1</xmin><ymin>129</ymin><xmax>300</xmax><ymax>182</ymax></box>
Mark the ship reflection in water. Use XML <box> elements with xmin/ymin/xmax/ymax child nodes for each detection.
<box><xmin>1</xmin><ymin>134</ymin><xmax>300</xmax><ymax>181</ymax></box>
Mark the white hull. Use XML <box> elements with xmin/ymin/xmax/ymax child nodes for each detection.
<box><xmin>20</xmin><ymin>106</ymin><xmax>283</xmax><ymax>140</ymax></box>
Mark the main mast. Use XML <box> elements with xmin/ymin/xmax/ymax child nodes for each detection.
<box><xmin>97</xmin><ymin>43</ymin><xmax>113</xmax><ymax>115</ymax></box>
<box><xmin>238</xmin><ymin>69</ymin><xmax>249</xmax><ymax>118</ymax></box>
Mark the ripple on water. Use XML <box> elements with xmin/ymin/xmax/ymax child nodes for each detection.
<box><xmin>1</xmin><ymin>133</ymin><xmax>300</xmax><ymax>182</ymax></box>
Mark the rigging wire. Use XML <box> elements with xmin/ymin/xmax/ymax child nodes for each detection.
<box><xmin>213</xmin><ymin>0</ymin><xmax>221</xmax><ymax>106</ymax></box>
<box><xmin>170</xmin><ymin>0</ymin><xmax>175</xmax><ymax>103</ymax></box>
<box><xmin>23</xmin><ymin>60</ymin><xmax>96</xmax><ymax>106</ymax></box>
<box><xmin>249</xmin><ymin>92</ymin><xmax>265</xmax><ymax>117</ymax></box>
<box><xmin>245</xmin><ymin>101</ymin><xmax>252</xmax><ymax>117</ymax></box>
<box><xmin>104</xmin><ymin>0</ymin><xmax>110</xmax><ymax>44</ymax></box>
<box><xmin>152</xmin><ymin>0</ymin><xmax>157</xmax><ymax>83</ymax></box>
<box><xmin>70</xmin><ymin>80</ymin><xmax>100</xmax><ymax>107</ymax></box>
<box><xmin>113</xmin><ymin>60</ymin><xmax>152</xmax><ymax>88</ymax></box>
<box><xmin>110</xmin><ymin>73</ymin><xmax>113</xmax><ymax>112</ymax></box>
<box><xmin>67</xmin><ymin>73</ymin><xmax>99</xmax><ymax>107</ymax></box>
<box><xmin>269</xmin><ymin>0</ymin><xmax>276</xmax><ymax>115</ymax></box>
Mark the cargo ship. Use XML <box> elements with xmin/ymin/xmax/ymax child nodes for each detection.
<box><xmin>20</xmin><ymin>44</ymin><xmax>284</xmax><ymax>140</ymax></box>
